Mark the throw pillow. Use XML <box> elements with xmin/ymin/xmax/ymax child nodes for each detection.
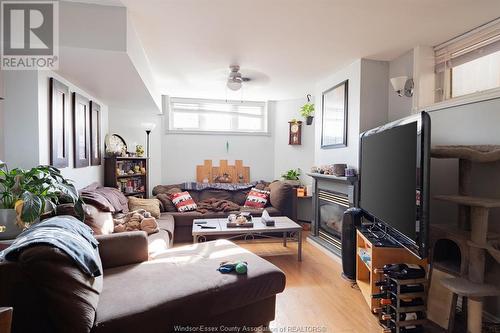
<box><xmin>128</xmin><ymin>196</ymin><xmax>161</xmax><ymax>218</ymax></box>
<box><xmin>244</xmin><ymin>188</ymin><xmax>271</xmax><ymax>208</ymax></box>
<box><xmin>170</xmin><ymin>191</ymin><xmax>197</xmax><ymax>212</ymax></box>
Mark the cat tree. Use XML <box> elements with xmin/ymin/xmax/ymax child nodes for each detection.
<box><xmin>431</xmin><ymin>145</ymin><xmax>500</xmax><ymax>333</ymax></box>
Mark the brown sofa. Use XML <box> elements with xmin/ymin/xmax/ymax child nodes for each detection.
<box><xmin>0</xmin><ymin>231</ymin><xmax>286</xmax><ymax>333</ymax></box>
<box><xmin>154</xmin><ymin>181</ymin><xmax>296</xmax><ymax>243</ymax></box>
<box><xmin>77</xmin><ymin>183</ymin><xmax>175</xmax><ymax>252</ymax></box>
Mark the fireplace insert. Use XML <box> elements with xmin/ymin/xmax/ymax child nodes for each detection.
<box><xmin>318</xmin><ymin>189</ymin><xmax>350</xmax><ymax>250</ymax></box>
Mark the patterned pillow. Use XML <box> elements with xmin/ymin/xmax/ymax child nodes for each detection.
<box><xmin>244</xmin><ymin>188</ymin><xmax>271</xmax><ymax>208</ymax></box>
<box><xmin>170</xmin><ymin>191</ymin><xmax>197</xmax><ymax>212</ymax></box>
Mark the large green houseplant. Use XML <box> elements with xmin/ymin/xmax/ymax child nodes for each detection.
<box><xmin>0</xmin><ymin>161</ymin><xmax>84</xmax><ymax>239</ymax></box>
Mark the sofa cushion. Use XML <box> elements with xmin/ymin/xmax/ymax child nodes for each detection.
<box><xmin>156</xmin><ymin>193</ymin><xmax>177</xmax><ymax>212</ymax></box>
<box><xmin>268</xmin><ymin>181</ymin><xmax>293</xmax><ymax>215</ymax></box>
<box><xmin>198</xmin><ymin>189</ymin><xmax>233</xmax><ymax>202</ymax></box>
<box><xmin>244</xmin><ymin>188</ymin><xmax>270</xmax><ymax>208</ymax></box>
<box><xmin>232</xmin><ymin>189</ymin><xmax>250</xmax><ymax>206</ymax></box>
<box><xmin>15</xmin><ymin>245</ymin><xmax>102</xmax><ymax>333</ymax></box>
<box><xmin>152</xmin><ymin>184</ymin><xmax>183</xmax><ymax>196</ymax></box>
<box><xmin>128</xmin><ymin>197</ymin><xmax>161</xmax><ymax>218</ymax></box>
<box><xmin>157</xmin><ymin>214</ymin><xmax>175</xmax><ymax>246</ymax></box>
<box><xmin>240</xmin><ymin>206</ymin><xmax>281</xmax><ymax>216</ymax></box>
<box><xmin>85</xmin><ymin>205</ymin><xmax>115</xmax><ymax>235</ymax></box>
<box><xmin>170</xmin><ymin>191</ymin><xmax>197</xmax><ymax>212</ymax></box>
<box><xmin>94</xmin><ymin>240</ymin><xmax>285</xmax><ymax>333</ymax></box>
<box><xmin>81</xmin><ymin>183</ymin><xmax>129</xmax><ymax>213</ymax></box>
<box><xmin>80</xmin><ymin>191</ymin><xmax>115</xmax><ymax>213</ymax></box>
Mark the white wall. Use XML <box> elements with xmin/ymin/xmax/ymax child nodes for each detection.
<box><xmin>388</xmin><ymin>50</ymin><xmax>414</xmax><ymax>121</ymax></box>
<box><xmin>3</xmin><ymin>71</ymin><xmax>40</xmax><ymax>168</ymax></box>
<box><xmin>359</xmin><ymin>59</ymin><xmax>389</xmax><ymax>132</ymax></box>
<box><xmin>273</xmin><ymin>99</ymin><xmax>315</xmax><ymax>185</ymax></box>
<box><xmin>163</xmin><ymin>131</ymin><xmax>275</xmax><ymax>184</ymax></box>
<box><xmin>2</xmin><ymin>70</ymin><xmax>108</xmax><ymax>189</ymax></box>
<box><xmin>0</xmin><ymin>68</ymin><xmax>5</xmax><ymax>161</ymax></box>
<box><xmin>315</xmin><ymin>60</ymin><xmax>362</xmax><ymax>169</ymax></box>
<box><xmin>314</xmin><ymin>59</ymin><xmax>389</xmax><ymax>170</ymax></box>
<box><xmin>37</xmin><ymin>71</ymin><xmax>109</xmax><ymax>189</ymax></box>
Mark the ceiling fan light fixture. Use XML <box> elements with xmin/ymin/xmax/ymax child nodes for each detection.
<box><xmin>227</xmin><ymin>78</ymin><xmax>242</xmax><ymax>91</ymax></box>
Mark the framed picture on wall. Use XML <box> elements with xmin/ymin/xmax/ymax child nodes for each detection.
<box><xmin>73</xmin><ymin>93</ymin><xmax>90</xmax><ymax>168</ymax></box>
<box><xmin>321</xmin><ymin>80</ymin><xmax>348</xmax><ymax>148</ymax></box>
<box><xmin>49</xmin><ymin>78</ymin><xmax>70</xmax><ymax>168</ymax></box>
<box><xmin>90</xmin><ymin>101</ymin><xmax>101</xmax><ymax>166</ymax></box>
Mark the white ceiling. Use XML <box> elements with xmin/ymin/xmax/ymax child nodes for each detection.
<box><xmin>116</xmin><ymin>0</ymin><xmax>499</xmax><ymax>100</ymax></box>
<box><xmin>58</xmin><ymin>46</ymin><xmax>160</xmax><ymax>112</ymax></box>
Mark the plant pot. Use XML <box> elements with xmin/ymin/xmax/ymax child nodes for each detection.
<box><xmin>0</xmin><ymin>209</ymin><xmax>23</xmax><ymax>240</ymax></box>
<box><xmin>306</xmin><ymin>116</ymin><xmax>314</xmax><ymax>125</ymax></box>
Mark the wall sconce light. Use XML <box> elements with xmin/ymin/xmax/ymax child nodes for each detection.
<box><xmin>390</xmin><ymin>76</ymin><xmax>414</xmax><ymax>97</ymax></box>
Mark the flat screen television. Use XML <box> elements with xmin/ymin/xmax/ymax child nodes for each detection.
<box><xmin>359</xmin><ymin>111</ymin><xmax>430</xmax><ymax>258</ymax></box>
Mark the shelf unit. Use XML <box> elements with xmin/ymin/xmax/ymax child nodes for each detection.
<box><xmin>104</xmin><ymin>156</ymin><xmax>149</xmax><ymax>198</ymax></box>
<box><xmin>356</xmin><ymin>229</ymin><xmax>428</xmax><ymax>312</ymax></box>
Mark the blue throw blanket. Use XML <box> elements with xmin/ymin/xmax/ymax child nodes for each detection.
<box><xmin>181</xmin><ymin>181</ymin><xmax>265</xmax><ymax>192</ymax></box>
<box><xmin>1</xmin><ymin>216</ymin><xmax>102</xmax><ymax>277</ymax></box>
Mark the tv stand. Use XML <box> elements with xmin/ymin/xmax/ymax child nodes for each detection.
<box><xmin>356</xmin><ymin>228</ymin><xmax>428</xmax><ymax>312</ymax></box>
<box><xmin>358</xmin><ymin>224</ymin><xmax>399</xmax><ymax>247</ymax></box>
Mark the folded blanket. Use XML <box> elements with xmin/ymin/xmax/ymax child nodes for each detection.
<box><xmin>181</xmin><ymin>182</ymin><xmax>264</xmax><ymax>192</ymax></box>
<box><xmin>196</xmin><ymin>198</ymin><xmax>240</xmax><ymax>214</ymax></box>
<box><xmin>80</xmin><ymin>182</ymin><xmax>128</xmax><ymax>213</ymax></box>
<box><xmin>1</xmin><ymin>216</ymin><xmax>101</xmax><ymax>277</ymax></box>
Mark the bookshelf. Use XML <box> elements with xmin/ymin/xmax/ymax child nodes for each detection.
<box><xmin>104</xmin><ymin>157</ymin><xmax>149</xmax><ymax>198</ymax></box>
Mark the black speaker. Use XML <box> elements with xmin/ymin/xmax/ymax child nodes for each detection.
<box><xmin>341</xmin><ymin>207</ymin><xmax>363</xmax><ymax>281</ymax></box>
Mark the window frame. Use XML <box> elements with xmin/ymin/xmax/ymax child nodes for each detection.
<box><xmin>166</xmin><ymin>97</ymin><xmax>270</xmax><ymax>136</ymax></box>
<box><xmin>434</xmin><ymin>18</ymin><xmax>500</xmax><ymax>103</ymax></box>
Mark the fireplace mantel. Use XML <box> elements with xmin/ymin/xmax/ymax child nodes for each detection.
<box><xmin>307</xmin><ymin>172</ymin><xmax>357</xmax><ymax>184</ymax></box>
<box><xmin>307</xmin><ymin>172</ymin><xmax>358</xmax><ymax>257</ymax></box>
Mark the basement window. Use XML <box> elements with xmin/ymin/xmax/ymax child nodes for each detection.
<box><xmin>434</xmin><ymin>20</ymin><xmax>500</xmax><ymax>102</ymax></box>
<box><xmin>168</xmin><ymin>98</ymin><xmax>268</xmax><ymax>135</ymax></box>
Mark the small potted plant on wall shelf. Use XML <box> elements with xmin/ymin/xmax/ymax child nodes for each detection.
<box><xmin>281</xmin><ymin>168</ymin><xmax>301</xmax><ymax>187</ymax></box>
<box><xmin>300</xmin><ymin>94</ymin><xmax>315</xmax><ymax>125</ymax></box>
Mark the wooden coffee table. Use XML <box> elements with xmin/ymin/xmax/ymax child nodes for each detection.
<box><xmin>192</xmin><ymin>216</ymin><xmax>303</xmax><ymax>261</ymax></box>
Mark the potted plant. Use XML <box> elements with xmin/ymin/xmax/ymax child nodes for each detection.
<box><xmin>0</xmin><ymin>161</ymin><xmax>84</xmax><ymax>240</ymax></box>
<box><xmin>300</xmin><ymin>94</ymin><xmax>315</xmax><ymax>125</ymax></box>
<box><xmin>281</xmin><ymin>168</ymin><xmax>301</xmax><ymax>187</ymax></box>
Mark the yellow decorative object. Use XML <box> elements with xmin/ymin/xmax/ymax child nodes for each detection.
<box><xmin>136</xmin><ymin>145</ymin><xmax>145</xmax><ymax>157</ymax></box>
<box><xmin>14</xmin><ymin>200</ymin><xmax>25</xmax><ymax>228</ymax></box>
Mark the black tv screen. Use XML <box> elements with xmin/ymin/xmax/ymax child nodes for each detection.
<box><xmin>359</xmin><ymin>112</ymin><xmax>430</xmax><ymax>258</ymax></box>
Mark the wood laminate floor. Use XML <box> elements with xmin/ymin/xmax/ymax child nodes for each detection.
<box><xmin>234</xmin><ymin>235</ymin><xmax>383</xmax><ymax>333</ymax></box>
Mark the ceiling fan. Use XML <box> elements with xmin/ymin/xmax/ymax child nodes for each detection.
<box><xmin>226</xmin><ymin>65</ymin><xmax>251</xmax><ymax>91</ymax></box>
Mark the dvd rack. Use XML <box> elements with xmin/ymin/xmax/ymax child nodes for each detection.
<box><xmin>378</xmin><ymin>277</ymin><xmax>428</xmax><ymax>333</ymax></box>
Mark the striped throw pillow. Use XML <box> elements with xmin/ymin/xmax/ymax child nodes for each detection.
<box><xmin>170</xmin><ymin>191</ymin><xmax>197</xmax><ymax>212</ymax></box>
<box><xmin>244</xmin><ymin>188</ymin><xmax>270</xmax><ymax>208</ymax></box>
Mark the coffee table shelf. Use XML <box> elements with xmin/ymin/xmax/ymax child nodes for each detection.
<box><xmin>192</xmin><ymin>216</ymin><xmax>303</xmax><ymax>261</ymax></box>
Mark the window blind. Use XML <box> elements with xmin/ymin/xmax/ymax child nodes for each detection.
<box><xmin>435</xmin><ymin>18</ymin><xmax>500</xmax><ymax>72</ymax></box>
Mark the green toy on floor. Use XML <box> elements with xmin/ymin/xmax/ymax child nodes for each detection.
<box><xmin>217</xmin><ymin>261</ymin><xmax>248</xmax><ymax>274</ymax></box>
